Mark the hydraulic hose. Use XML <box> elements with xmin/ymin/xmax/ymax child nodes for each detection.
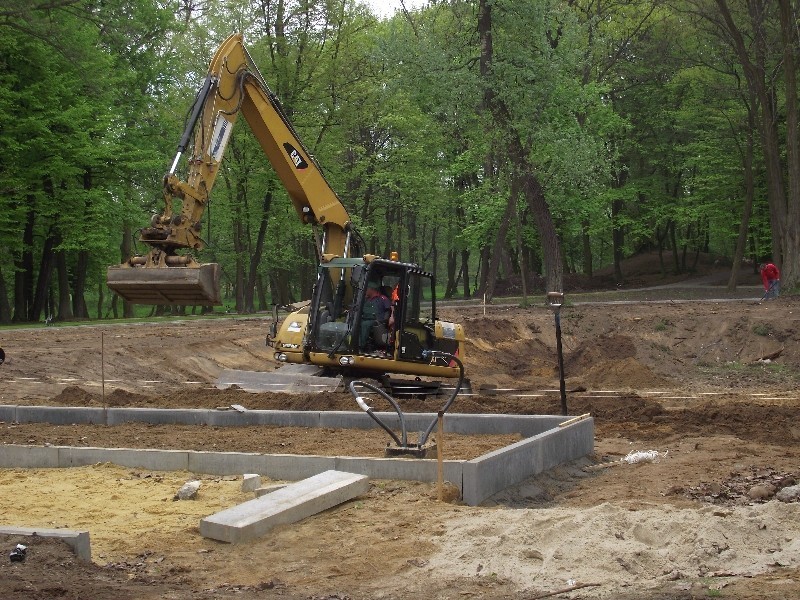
<box><xmin>348</xmin><ymin>350</ymin><xmax>464</xmax><ymax>451</ymax></box>
<box><xmin>418</xmin><ymin>351</ymin><xmax>465</xmax><ymax>446</ymax></box>
<box><xmin>348</xmin><ymin>380</ymin><xmax>407</xmax><ymax>447</ymax></box>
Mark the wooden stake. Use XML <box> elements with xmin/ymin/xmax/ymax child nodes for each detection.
<box><xmin>101</xmin><ymin>330</ymin><xmax>106</xmax><ymax>409</ymax></box>
<box><xmin>526</xmin><ymin>582</ymin><xmax>601</xmax><ymax>599</ymax></box>
<box><xmin>437</xmin><ymin>411</ymin><xmax>444</xmax><ymax>501</ymax></box>
<box><xmin>558</xmin><ymin>413</ymin><xmax>591</xmax><ymax>428</ymax></box>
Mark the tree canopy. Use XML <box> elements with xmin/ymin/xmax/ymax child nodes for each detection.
<box><xmin>0</xmin><ymin>0</ymin><xmax>797</xmax><ymax>323</ymax></box>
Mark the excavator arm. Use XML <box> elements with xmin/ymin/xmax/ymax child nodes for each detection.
<box><xmin>107</xmin><ymin>33</ymin><xmax>354</xmax><ymax>305</ymax></box>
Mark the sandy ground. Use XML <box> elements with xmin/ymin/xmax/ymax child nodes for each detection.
<box><xmin>1</xmin><ymin>292</ymin><xmax>800</xmax><ymax>599</ymax></box>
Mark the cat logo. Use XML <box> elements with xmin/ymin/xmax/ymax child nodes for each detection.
<box><xmin>283</xmin><ymin>143</ymin><xmax>308</xmax><ymax>169</ymax></box>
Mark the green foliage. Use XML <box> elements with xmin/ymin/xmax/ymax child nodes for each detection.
<box><xmin>751</xmin><ymin>323</ymin><xmax>773</xmax><ymax>337</ymax></box>
<box><xmin>654</xmin><ymin>319</ymin><xmax>672</xmax><ymax>332</ymax></box>
<box><xmin>0</xmin><ymin>0</ymin><xmax>796</xmax><ymax>318</ymax></box>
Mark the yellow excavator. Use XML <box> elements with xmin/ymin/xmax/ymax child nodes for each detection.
<box><xmin>107</xmin><ymin>33</ymin><xmax>466</xmax><ymax>393</ymax></box>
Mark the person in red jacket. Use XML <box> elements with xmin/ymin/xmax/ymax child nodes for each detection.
<box><xmin>759</xmin><ymin>262</ymin><xmax>781</xmax><ymax>299</ymax></box>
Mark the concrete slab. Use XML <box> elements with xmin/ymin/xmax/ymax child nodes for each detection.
<box><xmin>217</xmin><ymin>366</ymin><xmax>342</xmax><ymax>394</ymax></box>
<box><xmin>200</xmin><ymin>470</ymin><xmax>369</xmax><ymax>543</ymax></box>
<box><xmin>242</xmin><ymin>474</ymin><xmax>261</xmax><ymax>492</ymax></box>
<box><xmin>0</xmin><ymin>526</ymin><xmax>91</xmax><ymax>561</ymax></box>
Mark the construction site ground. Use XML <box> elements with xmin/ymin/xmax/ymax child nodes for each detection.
<box><xmin>1</xmin><ymin>261</ymin><xmax>800</xmax><ymax>599</ymax></box>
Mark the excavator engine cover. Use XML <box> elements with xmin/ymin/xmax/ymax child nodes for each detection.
<box><xmin>107</xmin><ymin>263</ymin><xmax>221</xmax><ymax>305</ymax></box>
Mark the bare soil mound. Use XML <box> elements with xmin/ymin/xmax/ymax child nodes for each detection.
<box><xmin>2</xmin><ymin>291</ymin><xmax>800</xmax><ymax>599</ymax></box>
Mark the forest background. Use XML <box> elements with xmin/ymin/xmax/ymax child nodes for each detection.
<box><xmin>1</xmin><ymin>0</ymin><xmax>798</xmax><ymax>323</ymax></box>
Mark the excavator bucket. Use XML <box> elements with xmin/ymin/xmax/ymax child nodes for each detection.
<box><xmin>107</xmin><ymin>263</ymin><xmax>222</xmax><ymax>305</ymax></box>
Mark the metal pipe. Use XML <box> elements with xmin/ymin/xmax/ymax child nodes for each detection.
<box><xmin>547</xmin><ymin>292</ymin><xmax>568</xmax><ymax>415</ymax></box>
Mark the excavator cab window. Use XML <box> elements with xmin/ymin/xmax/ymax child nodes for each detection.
<box><xmin>309</xmin><ymin>265</ymin><xmax>354</xmax><ymax>353</ymax></box>
<box><xmin>307</xmin><ymin>258</ymin><xmax>439</xmax><ymax>362</ymax></box>
<box><xmin>396</xmin><ymin>271</ymin><xmax>437</xmax><ymax>361</ymax></box>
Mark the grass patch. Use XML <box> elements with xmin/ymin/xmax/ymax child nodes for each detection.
<box><xmin>654</xmin><ymin>319</ymin><xmax>673</xmax><ymax>331</ymax></box>
<box><xmin>751</xmin><ymin>323</ymin><xmax>774</xmax><ymax>336</ymax></box>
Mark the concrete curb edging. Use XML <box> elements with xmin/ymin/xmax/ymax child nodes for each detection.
<box><xmin>0</xmin><ymin>526</ymin><xmax>91</xmax><ymax>561</ymax></box>
<box><xmin>0</xmin><ymin>406</ymin><xmax>593</xmax><ymax>506</ymax></box>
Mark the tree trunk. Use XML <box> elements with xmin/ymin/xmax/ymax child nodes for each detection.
<box><xmin>716</xmin><ymin>0</ymin><xmax>787</xmax><ymax>269</ymax></box>
<box><xmin>517</xmin><ymin>203</ymin><xmax>528</xmax><ymax>305</ymax></box>
<box><xmin>245</xmin><ymin>190</ymin><xmax>273</xmax><ymax>313</ymax></box>
<box><xmin>483</xmin><ymin>193</ymin><xmax>517</xmax><ymax>302</ymax></box>
<box><xmin>299</xmin><ymin>238</ymin><xmax>314</xmax><ymax>300</ymax></box>
<box><xmin>13</xmin><ymin>205</ymin><xmax>35</xmax><ymax>322</ymax></box>
<box><xmin>119</xmin><ymin>222</ymin><xmax>135</xmax><ymax>318</ymax></box>
<box><xmin>611</xmin><ymin>195</ymin><xmax>625</xmax><ymax>285</ymax></box>
<box><xmin>669</xmin><ymin>221</ymin><xmax>680</xmax><ymax>274</ymax></box>
<box><xmin>270</xmin><ymin>270</ymin><xmax>292</xmax><ymax>305</ymax></box>
<box><xmin>257</xmin><ymin>274</ymin><xmax>268</xmax><ymax>311</ymax></box>
<box><xmin>233</xmin><ymin>213</ymin><xmax>246</xmax><ymax>312</ymax></box>
<box><xmin>778</xmin><ymin>0</ymin><xmax>800</xmax><ymax>288</ymax></box>
<box><xmin>728</xmin><ymin>95</ymin><xmax>758</xmax><ymax>291</ymax></box>
<box><xmin>475</xmin><ymin>0</ymin><xmax>494</xmax><ymax>302</ymax></box>
<box><xmin>475</xmin><ymin>245</ymin><xmax>490</xmax><ymax>298</ymax></box>
<box><xmin>479</xmin><ymin>0</ymin><xmax>562</xmax><ymax>293</ymax></box>
<box><xmin>581</xmin><ymin>220</ymin><xmax>593</xmax><ymax>277</ymax></box>
<box><xmin>73</xmin><ymin>250</ymin><xmax>89</xmax><ymax>319</ymax></box>
<box><xmin>521</xmin><ymin>169</ymin><xmax>563</xmax><ymax>293</ymax></box>
<box><xmin>430</xmin><ymin>228</ymin><xmax>438</xmax><ymax>293</ymax></box>
<box><xmin>499</xmin><ymin>243</ymin><xmax>514</xmax><ymax>282</ymax></box>
<box><xmin>31</xmin><ymin>233</ymin><xmax>57</xmax><ymax>322</ymax></box>
<box><xmin>0</xmin><ymin>266</ymin><xmax>11</xmax><ymax>323</ymax></box>
<box><xmin>444</xmin><ymin>249</ymin><xmax>457</xmax><ymax>299</ymax></box>
<box><xmin>461</xmin><ymin>249</ymin><xmax>471</xmax><ymax>298</ymax></box>
<box><xmin>56</xmin><ymin>248</ymin><xmax>74</xmax><ymax>321</ymax></box>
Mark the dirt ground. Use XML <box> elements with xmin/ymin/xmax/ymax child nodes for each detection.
<box><xmin>2</xmin><ymin>275</ymin><xmax>800</xmax><ymax>599</ymax></box>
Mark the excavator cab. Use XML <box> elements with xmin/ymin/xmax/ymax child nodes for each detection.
<box><xmin>297</xmin><ymin>257</ymin><xmax>462</xmax><ymax>378</ymax></box>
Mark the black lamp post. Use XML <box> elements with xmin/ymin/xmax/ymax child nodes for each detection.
<box><xmin>546</xmin><ymin>292</ymin><xmax>567</xmax><ymax>416</ymax></box>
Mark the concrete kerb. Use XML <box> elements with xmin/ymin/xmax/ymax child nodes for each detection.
<box><xmin>16</xmin><ymin>405</ymin><xmax>107</xmax><ymax>425</ymax></box>
<box><xmin>0</xmin><ymin>405</ymin><xmax>16</xmax><ymax>423</ymax></box>
<box><xmin>462</xmin><ymin>419</ymin><xmax>594</xmax><ymax>505</ymax></box>
<box><xmin>0</xmin><ymin>444</ymin><xmax>59</xmax><ymax>468</ymax></box>
<box><xmin>58</xmin><ymin>447</ymin><xmax>190</xmax><ymax>471</ymax></box>
<box><xmin>0</xmin><ymin>405</ymin><xmax>594</xmax><ymax>506</ymax></box>
<box><xmin>0</xmin><ymin>526</ymin><xmax>91</xmax><ymax>561</ymax></box>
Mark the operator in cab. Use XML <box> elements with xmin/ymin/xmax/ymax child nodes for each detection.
<box><xmin>360</xmin><ymin>281</ymin><xmax>391</xmax><ymax>352</ymax></box>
